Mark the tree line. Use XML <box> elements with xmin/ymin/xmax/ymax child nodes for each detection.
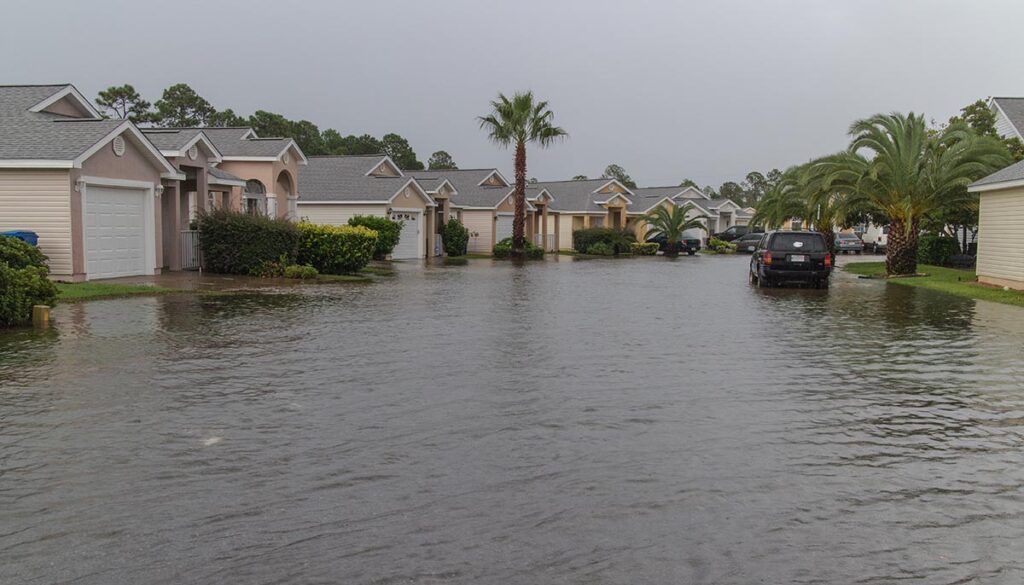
<box><xmin>572</xmin><ymin>164</ymin><xmax>782</xmax><ymax>207</ymax></box>
<box><xmin>94</xmin><ymin>83</ymin><xmax>459</xmax><ymax>170</ymax></box>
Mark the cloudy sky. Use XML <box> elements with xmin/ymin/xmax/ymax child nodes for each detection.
<box><xmin>5</xmin><ymin>0</ymin><xmax>1024</xmax><ymax>187</ymax></box>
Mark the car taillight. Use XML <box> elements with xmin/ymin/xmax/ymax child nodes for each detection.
<box><xmin>824</xmin><ymin>254</ymin><xmax>832</xmax><ymax>267</ymax></box>
<box><xmin>763</xmin><ymin>252</ymin><xmax>772</xmax><ymax>265</ymax></box>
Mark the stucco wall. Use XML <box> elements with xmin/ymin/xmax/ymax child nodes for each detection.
<box><xmin>297</xmin><ymin>203</ymin><xmax>386</xmax><ymax>225</ymax></box>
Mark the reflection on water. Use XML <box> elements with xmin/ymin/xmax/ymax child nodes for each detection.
<box><xmin>1</xmin><ymin>257</ymin><xmax>1022</xmax><ymax>584</ymax></box>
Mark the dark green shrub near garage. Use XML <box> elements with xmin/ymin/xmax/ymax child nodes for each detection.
<box><xmin>348</xmin><ymin>215</ymin><xmax>402</xmax><ymax>260</ymax></box>
<box><xmin>0</xmin><ymin>236</ymin><xmax>58</xmax><ymax>327</ymax></box>
<box><xmin>197</xmin><ymin>209</ymin><xmax>301</xmax><ymax>275</ymax></box>
<box><xmin>493</xmin><ymin>237</ymin><xmax>544</xmax><ymax>260</ymax></box>
<box><xmin>917</xmin><ymin>234</ymin><xmax>961</xmax><ymax>266</ymax></box>
<box><xmin>442</xmin><ymin>218</ymin><xmax>470</xmax><ymax>256</ymax></box>
<box><xmin>572</xmin><ymin>227</ymin><xmax>635</xmax><ymax>255</ymax></box>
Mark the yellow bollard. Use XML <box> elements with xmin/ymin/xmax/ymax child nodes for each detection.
<box><xmin>32</xmin><ymin>305</ymin><xmax>50</xmax><ymax>328</ymax></box>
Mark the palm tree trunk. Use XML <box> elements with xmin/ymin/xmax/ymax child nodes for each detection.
<box><xmin>820</xmin><ymin>229</ymin><xmax>835</xmax><ymax>254</ymax></box>
<box><xmin>886</xmin><ymin>218</ymin><xmax>919</xmax><ymax>275</ymax></box>
<box><xmin>512</xmin><ymin>141</ymin><xmax>527</xmax><ymax>256</ymax></box>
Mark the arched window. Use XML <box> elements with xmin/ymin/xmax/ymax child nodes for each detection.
<box><xmin>243</xmin><ymin>180</ymin><xmax>266</xmax><ymax>215</ymax></box>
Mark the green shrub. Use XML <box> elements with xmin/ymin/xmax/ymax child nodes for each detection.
<box><xmin>630</xmin><ymin>242</ymin><xmax>659</xmax><ymax>256</ymax></box>
<box><xmin>284</xmin><ymin>264</ymin><xmax>318</xmax><ymax>279</ymax></box>
<box><xmin>297</xmin><ymin>223</ymin><xmax>378</xmax><ymax>274</ymax></box>
<box><xmin>0</xmin><ymin>264</ymin><xmax>57</xmax><ymax>326</ymax></box>
<box><xmin>493</xmin><ymin>237</ymin><xmax>544</xmax><ymax>260</ymax></box>
<box><xmin>586</xmin><ymin>242</ymin><xmax>615</xmax><ymax>256</ymax></box>
<box><xmin>917</xmin><ymin>234</ymin><xmax>960</xmax><ymax>266</ymax></box>
<box><xmin>0</xmin><ymin>236</ymin><xmax>49</xmax><ymax>269</ymax></box>
<box><xmin>197</xmin><ymin>208</ymin><xmax>300</xmax><ymax>275</ymax></box>
<box><xmin>572</xmin><ymin>227</ymin><xmax>635</xmax><ymax>255</ymax></box>
<box><xmin>442</xmin><ymin>218</ymin><xmax>470</xmax><ymax>256</ymax></box>
<box><xmin>707</xmin><ymin>237</ymin><xmax>737</xmax><ymax>254</ymax></box>
<box><xmin>347</xmin><ymin>215</ymin><xmax>402</xmax><ymax>260</ymax></box>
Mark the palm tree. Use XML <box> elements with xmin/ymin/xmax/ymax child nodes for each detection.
<box><xmin>640</xmin><ymin>203</ymin><xmax>707</xmax><ymax>256</ymax></box>
<box><xmin>814</xmin><ymin>113</ymin><xmax>1008</xmax><ymax>275</ymax></box>
<box><xmin>479</xmin><ymin>92</ymin><xmax>567</xmax><ymax>256</ymax></box>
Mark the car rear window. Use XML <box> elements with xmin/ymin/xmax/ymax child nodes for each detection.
<box><xmin>769</xmin><ymin>233</ymin><xmax>826</xmax><ymax>252</ymax></box>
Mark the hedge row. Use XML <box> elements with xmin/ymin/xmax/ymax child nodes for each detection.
<box><xmin>297</xmin><ymin>223</ymin><xmax>378</xmax><ymax>274</ymax></box>
<box><xmin>348</xmin><ymin>215</ymin><xmax>402</xmax><ymax>260</ymax></box>
<box><xmin>917</xmin><ymin>234</ymin><xmax>961</xmax><ymax>266</ymax></box>
<box><xmin>197</xmin><ymin>209</ymin><xmax>301</xmax><ymax>275</ymax></box>
<box><xmin>572</xmin><ymin>227</ymin><xmax>635</xmax><ymax>255</ymax></box>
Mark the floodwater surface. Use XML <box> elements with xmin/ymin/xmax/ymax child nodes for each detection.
<box><xmin>2</xmin><ymin>256</ymin><xmax>1023</xmax><ymax>584</ymax></box>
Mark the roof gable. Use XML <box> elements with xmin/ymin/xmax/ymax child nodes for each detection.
<box><xmin>28</xmin><ymin>85</ymin><xmax>101</xmax><ymax>119</ymax></box>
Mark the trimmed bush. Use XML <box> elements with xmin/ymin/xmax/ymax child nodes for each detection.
<box><xmin>347</xmin><ymin>215</ymin><xmax>402</xmax><ymax>260</ymax></box>
<box><xmin>572</xmin><ymin>227</ymin><xmax>635</xmax><ymax>255</ymax></box>
<box><xmin>630</xmin><ymin>242</ymin><xmax>659</xmax><ymax>256</ymax></box>
<box><xmin>707</xmin><ymin>237</ymin><xmax>737</xmax><ymax>254</ymax></box>
<box><xmin>284</xmin><ymin>264</ymin><xmax>319</xmax><ymax>279</ymax></box>
<box><xmin>197</xmin><ymin>209</ymin><xmax>300</xmax><ymax>275</ymax></box>
<box><xmin>493</xmin><ymin>238</ymin><xmax>544</xmax><ymax>260</ymax></box>
<box><xmin>442</xmin><ymin>218</ymin><xmax>470</xmax><ymax>256</ymax></box>
<box><xmin>0</xmin><ymin>264</ymin><xmax>57</xmax><ymax>326</ymax></box>
<box><xmin>0</xmin><ymin>236</ymin><xmax>48</xmax><ymax>269</ymax></box>
<box><xmin>297</xmin><ymin>223</ymin><xmax>378</xmax><ymax>274</ymax></box>
<box><xmin>586</xmin><ymin>242</ymin><xmax>615</xmax><ymax>256</ymax></box>
<box><xmin>917</xmin><ymin>234</ymin><xmax>960</xmax><ymax>266</ymax></box>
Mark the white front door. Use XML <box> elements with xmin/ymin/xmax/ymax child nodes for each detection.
<box><xmin>495</xmin><ymin>214</ymin><xmax>513</xmax><ymax>243</ymax></box>
<box><xmin>390</xmin><ymin>210</ymin><xmax>422</xmax><ymax>259</ymax></box>
<box><xmin>83</xmin><ymin>185</ymin><xmax>153</xmax><ymax>279</ymax></box>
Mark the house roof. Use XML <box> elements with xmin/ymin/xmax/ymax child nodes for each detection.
<box><xmin>405</xmin><ymin>168</ymin><xmax>512</xmax><ymax>208</ymax></box>
<box><xmin>968</xmin><ymin>159</ymin><xmax>1024</xmax><ymax>191</ymax></box>
<box><xmin>0</xmin><ymin>84</ymin><xmax>175</xmax><ymax>175</ymax></box>
<box><xmin>178</xmin><ymin>126</ymin><xmax>307</xmax><ymax>162</ymax></box>
<box><xmin>534</xmin><ymin>178</ymin><xmax>633</xmax><ymax>213</ymax></box>
<box><xmin>300</xmin><ymin>155</ymin><xmax>432</xmax><ymax>204</ymax></box>
<box><xmin>631</xmin><ymin>186</ymin><xmax>689</xmax><ymax>199</ymax></box>
<box><xmin>208</xmin><ymin>166</ymin><xmax>246</xmax><ymax>187</ymax></box>
<box><xmin>141</xmin><ymin>128</ymin><xmax>206</xmax><ymax>150</ymax></box>
<box><xmin>991</xmin><ymin>97</ymin><xmax>1024</xmax><ymax>139</ymax></box>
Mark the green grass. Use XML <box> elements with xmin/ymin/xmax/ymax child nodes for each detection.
<box><xmin>844</xmin><ymin>262</ymin><xmax>1024</xmax><ymax>307</ymax></box>
<box><xmin>56</xmin><ymin>282</ymin><xmax>176</xmax><ymax>301</ymax></box>
<box><xmin>315</xmin><ymin>273</ymin><xmax>373</xmax><ymax>283</ymax></box>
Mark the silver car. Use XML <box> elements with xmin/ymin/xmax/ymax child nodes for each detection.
<box><xmin>834</xmin><ymin>232</ymin><xmax>864</xmax><ymax>254</ymax></box>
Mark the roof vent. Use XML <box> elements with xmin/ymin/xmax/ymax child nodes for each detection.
<box><xmin>112</xmin><ymin>136</ymin><xmax>126</xmax><ymax>157</ymax></box>
<box><xmin>188</xmin><ymin>145</ymin><xmax>198</xmax><ymax>160</ymax></box>
<box><xmin>282</xmin><ymin>151</ymin><xmax>290</xmax><ymax>164</ymax></box>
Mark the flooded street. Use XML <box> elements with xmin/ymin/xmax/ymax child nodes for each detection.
<box><xmin>2</xmin><ymin>256</ymin><xmax>1023</xmax><ymax>584</ymax></box>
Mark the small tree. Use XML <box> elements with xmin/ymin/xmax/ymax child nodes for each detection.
<box><xmin>348</xmin><ymin>215</ymin><xmax>402</xmax><ymax>260</ymax></box>
<box><xmin>601</xmin><ymin>164</ymin><xmax>637</xmax><ymax>188</ymax></box>
<box><xmin>382</xmin><ymin>133</ymin><xmax>423</xmax><ymax>170</ymax></box>
<box><xmin>427</xmin><ymin>151</ymin><xmax>458</xmax><ymax>170</ymax></box>
<box><xmin>442</xmin><ymin>218</ymin><xmax>470</xmax><ymax>256</ymax></box>
<box><xmin>95</xmin><ymin>84</ymin><xmax>151</xmax><ymax>123</ymax></box>
<box><xmin>640</xmin><ymin>203</ymin><xmax>707</xmax><ymax>257</ymax></box>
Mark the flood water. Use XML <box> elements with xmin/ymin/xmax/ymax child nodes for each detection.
<box><xmin>2</xmin><ymin>255</ymin><xmax>1023</xmax><ymax>584</ymax></box>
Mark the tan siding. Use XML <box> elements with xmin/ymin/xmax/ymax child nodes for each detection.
<box><xmin>0</xmin><ymin>170</ymin><xmax>73</xmax><ymax>275</ymax></box>
<box><xmin>558</xmin><ymin>214</ymin><xmax>575</xmax><ymax>250</ymax></box>
<box><xmin>297</xmin><ymin>204</ymin><xmax>386</xmax><ymax>225</ymax></box>
<box><xmin>977</xmin><ymin>189</ymin><xmax>1024</xmax><ymax>284</ymax></box>
<box><xmin>462</xmin><ymin>210</ymin><xmax>494</xmax><ymax>254</ymax></box>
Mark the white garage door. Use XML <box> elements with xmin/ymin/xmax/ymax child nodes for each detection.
<box><xmin>389</xmin><ymin>210</ymin><xmax>422</xmax><ymax>259</ymax></box>
<box><xmin>495</xmin><ymin>214</ymin><xmax>513</xmax><ymax>244</ymax></box>
<box><xmin>84</xmin><ymin>185</ymin><xmax>152</xmax><ymax>279</ymax></box>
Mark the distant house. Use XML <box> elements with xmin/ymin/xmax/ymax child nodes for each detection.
<box><xmin>968</xmin><ymin>160</ymin><xmax>1024</xmax><ymax>290</ymax></box>
<box><xmin>989</xmin><ymin>97</ymin><xmax>1024</xmax><ymax>141</ymax></box>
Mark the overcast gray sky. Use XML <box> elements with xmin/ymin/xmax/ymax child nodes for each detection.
<box><xmin>4</xmin><ymin>0</ymin><xmax>1024</xmax><ymax>187</ymax></box>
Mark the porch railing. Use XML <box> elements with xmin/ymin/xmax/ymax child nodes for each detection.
<box><xmin>435</xmin><ymin>234</ymin><xmax>444</xmax><ymax>256</ymax></box>
<box><xmin>180</xmin><ymin>230</ymin><xmax>202</xmax><ymax>271</ymax></box>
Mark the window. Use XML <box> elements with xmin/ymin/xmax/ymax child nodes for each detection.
<box><xmin>791</xmin><ymin>220</ymin><xmax>803</xmax><ymax>231</ymax></box>
<box><xmin>769</xmin><ymin>233</ymin><xmax>826</xmax><ymax>252</ymax></box>
<box><xmin>243</xmin><ymin>179</ymin><xmax>266</xmax><ymax>216</ymax></box>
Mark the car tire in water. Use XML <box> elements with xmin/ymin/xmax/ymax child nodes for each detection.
<box><xmin>688</xmin><ymin>251</ymin><xmax>696</xmax><ymax>256</ymax></box>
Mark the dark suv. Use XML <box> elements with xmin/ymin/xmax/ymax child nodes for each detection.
<box><xmin>749</xmin><ymin>231</ymin><xmax>832</xmax><ymax>288</ymax></box>
<box><xmin>712</xmin><ymin>225</ymin><xmax>750</xmax><ymax>242</ymax></box>
<box><xmin>648</xmin><ymin>234</ymin><xmax>701</xmax><ymax>255</ymax></box>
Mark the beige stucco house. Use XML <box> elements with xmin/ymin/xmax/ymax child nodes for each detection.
<box><xmin>534</xmin><ymin>178</ymin><xmax>635</xmax><ymax>250</ymax></box>
<box><xmin>968</xmin><ymin>160</ymin><xmax>1024</xmax><ymax>290</ymax></box>
<box><xmin>296</xmin><ymin>155</ymin><xmax>436</xmax><ymax>259</ymax></box>
<box><xmin>0</xmin><ymin>84</ymin><xmax>182</xmax><ymax>281</ymax></box>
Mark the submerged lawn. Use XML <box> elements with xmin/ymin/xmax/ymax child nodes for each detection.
<box><xmin>56</xmin><ymin>282</ymin><xmax>176</xmax><ymax>301</ymax></box>
<box><xmin>844</xmin><ymin>262</ymin><xmax>1024</xmax><ymax>307</ymax></box>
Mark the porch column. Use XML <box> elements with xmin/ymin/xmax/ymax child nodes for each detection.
<box><xmin>164</xmin><ymin>184</ymin><xmax>182</xmax><ymax>271</ymax></box>
<box><xmin>196</xmin><ymin>168</ymin><xmax>209</xmax><ymax>213</ymax></box>
<box><xmin>553</xmin><ymin>213</ymin><xmax>560</xmax><ymax>251</ymax></box>
<box><xmin>441</xmin><ymin>198</ymin><xmax>451</xmax><ymax>223</ymax></box>
<box><xmin>228</xmin><ymin>185</ymin><xmax>242</xmax><ymax>212</ymax></box>
<box><xmin>526</xmin><ymin>210</ymin><xmax>535</xmax><ymax>243</ymax></box>
<box><xmin>541</xmin><ymin>205</ymin><xmax>549</xmax><ymax>251</ymax></box>
<box><xmin>426</xmin><ymin>209</ymin><xmax>437</xmax><ymax>258</ymax></box>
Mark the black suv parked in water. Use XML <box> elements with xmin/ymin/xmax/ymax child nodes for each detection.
<box><xmin>749</xmin><ymin>231</ymin><xmax>832</xmax><ymax>288</ymax></box>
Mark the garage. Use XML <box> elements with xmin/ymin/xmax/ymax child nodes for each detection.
<box><xmin>389</xmin><ymin>209</ymin><xmax>423</xmax><ymax>259</ymax></box>
<box><xmin>83</xmin><ymin>184</ymin><xmax>155</xmax><ymax>279</ymax></box>
<box><xmin>495</xmin><ymin>213</ymin><xmax>513</xmax><ymax>243</ymax></box>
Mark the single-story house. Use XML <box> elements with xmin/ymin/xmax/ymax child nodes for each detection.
<box><xmin>0</xmin><ymin>84</ymin><xmax>182</xmax><ymax>281</ymax></box>
<box><xmin>296</xmin><ymin>155</ymin><xmax>436</xmax><ymax>259</ymax></box>
<box><xmin>535</xmin><ymin>178</ymin><xmax>635</xmax><ymax>251</ymax></box>
<box><xmin>989</xmin><ymin>97</ymin><xmax>1024</xmax><ymax>142</ymax></box>
<box><xmin>626</xmin><ymin>186</ymin><xmax>714</xmax><ymax>242</ymax></box>
<box><xmin>968</xmin><ymin>159</ymin><xmax>1024</xmax><ymax>290</ymax></box>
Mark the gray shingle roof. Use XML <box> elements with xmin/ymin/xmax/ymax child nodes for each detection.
<box><xmin>208</xmin><ymin>166</ymin><xmax>244</xmax><ymax>183</ymax></box>
<box><xmin>140</xmin><ymin>128</ymin><xmax>205</xmax><ymax>150</ymax></box>
<box><xmin>0</xmin><ymin>84</ymin><xmax>128</xmax><ymax>160</ymax></box>
<box><xmin>405</xmin><ymin>168</ymin><xmax>512</xmax><ymax>208</ymax></box>
<box><xmin>300</xmin><ymin>155</ymin><xmax>420</xmax><ymax>202</ymax></box>
<box><xmin>172</xmin><ymin>127</ymin><xmax>296</xmax><ymax>158</ymax></box>
<box><xmin>534</xmin><ymin>179</ymin><xmax>631</xmax><ymax>213</ymax></box>
<box><xmin>992</xmin><ymin>97</ymin><xmax>1024</xmax><ymax>138</ymax></box>
<box><xmin>631</xmin><ymin>186</ymin><xmax>689</xmax><ymax>199</ymax></box>
<box><xmin>970</xmin><ymin>159</ymin><xmax>1024</xmax><ymax>188</ymax></box>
